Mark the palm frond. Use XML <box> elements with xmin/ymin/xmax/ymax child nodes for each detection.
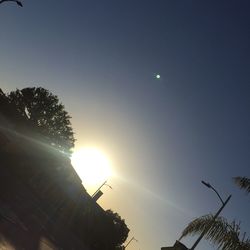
<box><xmin>181</xmin><ymin>214</ymin><xmax>250</xmax><ymax>250</ymax></box>
<box><xmin>234</xmin><ymin>177</ymin><xmax>250</xmax><ymax>194</ymax></box>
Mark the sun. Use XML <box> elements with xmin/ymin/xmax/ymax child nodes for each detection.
<box><xmin>71</xmin><ymin>147</ymin><xmax>112</xmax><ymax>188</ymax></box>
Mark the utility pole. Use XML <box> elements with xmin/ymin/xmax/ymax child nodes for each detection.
<box><xmin>124</xmin><ymin>236</ymin><xmax>138</xmax><ymax>249</ymax></box>
<box><xmin>91</xmin><ymin>180</ymin><xmax>112</xmax><ymax>201</ymax></box>
<box><xmin>190</xmin><ymin>195</ymin><xmax>231</xmax><ymax>249</ymax></box>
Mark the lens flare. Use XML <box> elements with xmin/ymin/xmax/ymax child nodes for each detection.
<box><xmin>71</xmin><ymin>147</ymin><xmax>112</xmax><ymax>187</ymax></box>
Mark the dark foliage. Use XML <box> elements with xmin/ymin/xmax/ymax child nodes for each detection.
<box><xmin>0</xmin><ymin>87</ymin><xmax>129</xmax><ymax>250</ymax></box>
<box><xmin>181</xmin><ymin>214</ymin><xmax>250</xmax><ymax>250</ymax></box>
<box><xmin>7</xmin><ymin>87</ymin><xmax>75</xmax><ymax>153</ymax></box>
<box><xmin>234</xmin><ymin>177</ymin><xmax>250</xmax><ymax>194</ymax></box>
<box><xmin>0</xmin><ymin>0</ymin><xmax>23</xmax><ymax>7</ymax></box>
<box><xmin>105</xmin><ymin>209</ymin><xmax>130</xmax><ymax>248</ymax></box>
<box><xmin>71</xmin><ymin>208</ymin><xmax>129</xmax><ymax>250</ymax></box>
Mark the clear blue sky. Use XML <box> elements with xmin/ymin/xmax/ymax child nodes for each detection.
<box><xmin>1</xmin><ymin>1</ymin><xmax>250</xmax><ymax>250</ymax></box>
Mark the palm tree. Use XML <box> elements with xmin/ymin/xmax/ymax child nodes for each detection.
<box><xmin>181</xmin><ymin>177</ymin><xmax>250</xmax><ymax>250</ymax></box>
<box><xmin>181</xmin><ymin>214</ymin><xmax>250</xmax><ymax>250</ymax></box>
<box><xmin>0</xmin><ymin>0</ymin><xmax>23</xmax><ymax>7</ymax></box>
<box><xmin>234</xmin><ymin>177</ymin><xmax>250</xmax><ymax>194</ymax></box>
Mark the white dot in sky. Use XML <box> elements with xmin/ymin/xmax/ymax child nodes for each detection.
<box><xmin>156</xmin><ymin>74</ymin><xmax>161</xmax><ymax>79</ymax></box>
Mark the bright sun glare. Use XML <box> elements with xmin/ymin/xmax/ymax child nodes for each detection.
<box><xmin>71</xmin><ymin>147</ymin><xmax>112</xmax><ymax>188</ymax></box>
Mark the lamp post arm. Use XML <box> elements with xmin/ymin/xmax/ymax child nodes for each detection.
<box><xmin>190</xmin><ymin>194</ymin><xmax>232</xmax><ymax>250</ymax></box>
<box><xmin>210</xmin><ymin>186</ymin><xmax>224</xmax><ymax>205</ymax></box>
<box><xmin>105</xmin><ymin>183</ymin><xmax>112</xmax><ymax>189</ymax></box>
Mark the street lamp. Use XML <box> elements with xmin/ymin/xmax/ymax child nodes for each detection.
<box><xmin>189</xmin><ymin>181</ymin><xmax>232</xmax><ymax>250</ymax></box>
<box><xmin>91</xmin><ymin>180</ymin><xmax>112</xmax><ymax>201</ymax></box>
<box><xmin>201</xmin><ymin>181</ymin><xmax>224</xmax><ymax>204</ymax></box>
<box><xmin>124</xmin><ymin>236</ymin><xmax>138</xmax><ymax>249</ymax></box>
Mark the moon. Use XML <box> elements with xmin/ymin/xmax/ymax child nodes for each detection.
<box><xmin>71</xmin><ymin>147</ymin><xmax>112</xmax><ymax>188</ymax></box>
<box><xmin>153</xmin><ymin>73</ymin><xmax>161</xmax><ymax>79</ymax></box>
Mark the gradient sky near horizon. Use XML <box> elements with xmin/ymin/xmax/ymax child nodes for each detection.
<box><xmin>1</xmin><ymin>1</ymin><xmax>250</xmax><ymax>249</ymax></box>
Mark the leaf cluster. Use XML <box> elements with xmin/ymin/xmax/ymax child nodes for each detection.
<box><xmin>234</xmin><ymin>177</ymin><xmax>250</xmax><ymax>194</ymax></box>
<box><xmin>1</xmin><ymin>87</ymin><xmax>75</xmax><ymax>153</ymax></box>
<box><xmin>105</xmin><ymin>209</ymin><xmax>130</xmax><ymax>247</ymax></box>
<box><xmin>181</xmin><ymin>215</ymin><xmax>250</xmax><ymax>250</ymax></box>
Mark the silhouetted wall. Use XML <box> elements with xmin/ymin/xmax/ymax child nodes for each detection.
<box><xmin>0</xmin><ymin>110</ymin><xmax>122</xmax><ymax>250</ymax></box>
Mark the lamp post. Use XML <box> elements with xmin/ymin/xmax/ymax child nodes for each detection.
<box><xmin>189</xmin><ymin>181</ymin><xmax>231</xmax><ymax>250</ymax></box>
<box><xmin>91</xmin><ymin>180</ymin><xmax>112</xmax><ymax>200</ymax></box>
<box><xmin>124</xmin><ymin>236</ymin><xmax>138</xmax><ymax>249</ymax></box>
<box><xmin>201</xmin><ymin>181</ymin><xmax>224</xmax><ymax>204</ymax></box>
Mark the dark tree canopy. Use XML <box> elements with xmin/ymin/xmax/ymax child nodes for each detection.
<box><xmin>7</xmin><ymin>87</ymin><xmax>75</xmax><ymax>153</ymax></box>
<box><xmin>105</xmin><ymin>209</ymin><xmax>130</xmax><ymax>248</ymax></box>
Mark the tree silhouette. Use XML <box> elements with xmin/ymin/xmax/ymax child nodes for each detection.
<box><xmin>181</xmin><ymin>214</ymin><xmax>250</xmax><ymax>250</ymax></box>
<box><xmin>7</xmin><ymin>87</ymin><xmax>75</xmax><ymax>153</ymax></box>
<box><xmin>105</xmin><ymin>209</ymin><xmax>130</xmax><ymax>248</ymax></box>
<box><xmin>0</xmin><ymin>0</ymin><xmax>23</xmax><ymax>7</ymax></box>
<box><xmin>181</xmin><ymin>177</ymin><xmax>250</xmax><ymax>250</ymax></box>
